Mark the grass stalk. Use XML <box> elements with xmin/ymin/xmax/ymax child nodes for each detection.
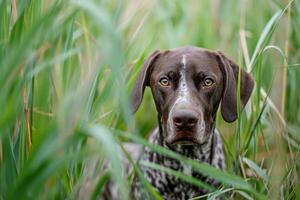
<box><xmin>280</xmin><ymin>0</ymin><xmax>291</xmax><ymax>118</ymax></box>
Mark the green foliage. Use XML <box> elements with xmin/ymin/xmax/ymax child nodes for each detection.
<box><xmin>0</xmin><ymin>0</ymin><xmax>299</xmax><ymax>199</ymax></box>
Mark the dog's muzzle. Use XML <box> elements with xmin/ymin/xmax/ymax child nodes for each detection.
<box><xmin>166</xmin><ymin>108</ymin><xmax>205</xmax><ymax>146</ymax></box>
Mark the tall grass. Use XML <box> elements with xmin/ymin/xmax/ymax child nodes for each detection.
<box><xmin>0</xmin><ymin>0</ymin><xmax>300</xmax><ymax>199</ymax></box>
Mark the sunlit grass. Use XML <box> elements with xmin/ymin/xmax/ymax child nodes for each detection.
<box><xmin>0</xmin><ymin>0</ymin><xmax>300</xmax><ymax>199</ymax></box>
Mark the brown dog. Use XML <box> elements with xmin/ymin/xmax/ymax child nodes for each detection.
<box><xmin>131</xmin><ymin>46</ymin><xmax>254</xmax><ymax>199</ymax></box>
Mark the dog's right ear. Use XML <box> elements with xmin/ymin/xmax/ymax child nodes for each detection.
<box><xmin>130</xmin><ymin>50</ymin><xmax>161</xmax><ymax>114</ymax></box>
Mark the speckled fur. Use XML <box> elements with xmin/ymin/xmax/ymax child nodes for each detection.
<box><xmin>132</xmin><ymin>128</ymin><xmax>226</xmax><ymax>200</ymax></box>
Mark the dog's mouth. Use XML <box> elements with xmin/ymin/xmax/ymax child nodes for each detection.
<box><xmin>170</xmin><ymin>136</ymin><xmax>200</xmax><ymax>146</ymax></box>
<box><xmin>166</xmin><ymin>131</ymin><xmax>203</xmax><ymax>146</ymax></box>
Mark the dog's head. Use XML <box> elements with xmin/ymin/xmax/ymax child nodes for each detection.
<box><xmin>131</xmin><ymin>46</ymin><xmax>254</xmax><ymax>146</ymax></box>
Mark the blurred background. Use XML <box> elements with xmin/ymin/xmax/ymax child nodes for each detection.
<box><xmin>0</xmin><ymin>0</ymin><xmax>299</xmax><ymax>199</ymax></box>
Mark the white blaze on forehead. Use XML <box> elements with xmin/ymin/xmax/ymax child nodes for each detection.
<box><xmin>176</xmin><ymin>54</ymin><xmax>189</xmax><ymax>103</ymax></box>
<box><xmin>182</xmin><ymin>54</ymin><xmax>187</xmax><ymax>68</ymax></box>
<box><xmin>168</xmin><ymin>54</ymin><xmax>190</xmax><ymax>115</ymax></box>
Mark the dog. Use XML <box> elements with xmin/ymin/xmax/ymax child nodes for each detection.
<box><xmin>130</xmin><ymin>46</ymin><xmax>254</xmax><ymax>199</ymax></box>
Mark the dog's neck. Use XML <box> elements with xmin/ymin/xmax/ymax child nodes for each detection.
<box><xmin>156</xmin><ymin>115</ymin><xmax>216</xmax><ymax>164</ymax></box>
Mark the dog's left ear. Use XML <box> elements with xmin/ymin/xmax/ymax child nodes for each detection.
<box><xmin>216</xmin><ymin>52</ymin><xmax>254</xmax><ymax>122</ymax></box>
<box><xmin>130</xmin><ymin>50</ymin><xmax>161</xmax><ymax>114</ymax></box>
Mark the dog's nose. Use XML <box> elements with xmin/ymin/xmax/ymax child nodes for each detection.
<box><xmin>173</xmin><ymin>110</ymin><xmax>198</xmax><ymax>129</ymax></box>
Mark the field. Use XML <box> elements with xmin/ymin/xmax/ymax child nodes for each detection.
<box><xmin>1</xmin><ymin>0</ymin><xmax>300</xmax><ymax>199</ymax></box>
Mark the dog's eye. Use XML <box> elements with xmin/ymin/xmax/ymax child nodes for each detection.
<box><xmin>203</xmin><ymin>77</ymin><xmax>214</xmax><ymax>87</ymax></box>
<box><xmin>159</xmin><ymin>77</ymin><xmax>170</xmax><ymax>86</ymax></box>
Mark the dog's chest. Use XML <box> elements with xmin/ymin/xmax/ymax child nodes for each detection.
<box><xmin>138</xmin><ymin>151</ymin><xmax>211</xmax><ymax>199</ymax></box>
<box><xmin>133</xmin><ymin>129</ymin><xmax>225</xmax><ymax>200</ymax></box>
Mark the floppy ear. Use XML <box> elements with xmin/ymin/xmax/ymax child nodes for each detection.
<box><xmin>216</xmin><ymin>52</ymin><xmax>254</xmax><ymax>122</ymax></box>
<box><xmin>130</xmin><ymin>50</ymin><xmax>161</xmax><ymax>114</ymax></box>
